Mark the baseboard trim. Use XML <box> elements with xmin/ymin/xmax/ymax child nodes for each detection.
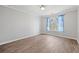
<box><xmin>0</xmin><ymin>33</ymin><xmax>77</xmax><ymax>45</ymax></box>
<box><xmin>40</xmin><ymin>33</ymin><xmax>77</xmax><ymax>40</ymax></box>
<box><xmin>0</xmin><ymin>34</ymin><xmax>40</xmax><ymax>45</ymax></box>
<box><xmin>77</xmin><ymin>39</ymin><xmax>79</xmax><ymax>44</ymax></box>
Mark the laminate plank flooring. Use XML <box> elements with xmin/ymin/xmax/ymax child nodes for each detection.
<box><xmin>0</xmin><ymin>35</ymin><xmax>78</xmax><ymax>53</ymax></box>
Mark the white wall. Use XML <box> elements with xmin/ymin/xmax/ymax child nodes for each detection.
<box><xmin>40</xmin><ymin>16</ymin><xmax>47</xmax><ymax>34</ymax></box>
<box><xmin>64</xmin><ymin>10</ymin><xmax>77</xmax><ymax>38</ymax></box>
<box><xmin>0</xmin><ymin>6</ymin><xmax>40</xmax><ymax>45</ymax></box>
<box><xmin>40</xmin><ymin>9</ymin><xmax>77</xmax><ymax>39</ymax></box>
<box><xmin>77</xmin><ymin>8</ymin><xmax>79</xmax><ymax>43</ymax></box>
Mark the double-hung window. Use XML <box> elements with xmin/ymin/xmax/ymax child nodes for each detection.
<box><xmin>46</xmin><ymin>15</ymin><xmax>64</xmax><ymax>32</ymax></box>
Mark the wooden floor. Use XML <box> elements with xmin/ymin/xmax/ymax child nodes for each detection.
<box><xmin>0</xmin><ymin>35</ymin><xmax>79</xmax><ymax>53</ymax></box>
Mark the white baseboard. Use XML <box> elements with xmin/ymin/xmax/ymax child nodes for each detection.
<box><xmin>0</xmin><ymin>34</ymin><xmax>39</xmax><ymax>45</ymax></box>
<box><xmin>0</xmin><ymin>33</ymin><xmax>77</xmax><ymax>45</ymax></box>
<box><xmin>77</xmin><ymin>38</ymin><xmax>79</xmax><ymax>44</ymax></box>
<box><xmin>41</xmin><ymin>33</ymin><xmax>77</xmax><ymax>40</ymax></box>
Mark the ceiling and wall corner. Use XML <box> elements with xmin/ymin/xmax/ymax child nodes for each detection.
<box><xmin>3</xmin><ymin>5</ymin><xmax>77</xmax><ymax>16</ymax></box>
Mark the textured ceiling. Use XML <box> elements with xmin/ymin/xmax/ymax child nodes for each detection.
<box><xmin>4</xmin><ymin>5</ymin><xmax>77</xmax><ymax>16</ymax></box>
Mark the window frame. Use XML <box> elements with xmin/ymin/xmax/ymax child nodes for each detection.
<box><xmin>46</xmin><ymin>17</ymin><xmax>51</xmax><ymax>32</ymax></box>
<box><xmin>46</xmin><ymin>15</ymin><xmax>64</xmax><ymax>32</ymax></box>
<box><xmin>57</xmin><ymin>15</ymin><xmax>64</xmax><ymax>32</ymax></box>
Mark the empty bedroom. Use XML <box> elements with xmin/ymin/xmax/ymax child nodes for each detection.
<box><xmin>0</xmin><ymin>5</ymin><xmax>79</xmax><ymax>53</ymax></box>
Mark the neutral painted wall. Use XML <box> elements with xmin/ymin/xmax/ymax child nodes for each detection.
<box><xmin>40</xmin><ymin>9</ymin><xmax>77</xmax><ymax>39</ymax></box>
<box><xmin>64</xmin><ymin>10</ymin><xmax>77</xmax><ymax>37</ymax></box>
<box><xmin>0</xmin><ymin>6</ymin><xmax>40</xmax><ymax>44</ymax></box>
<box><xmin>40</xmin><ymin>16</ymin><xmax>47</xmax><ymax>34</ymax></box>
<box><xmin>77</xmin><ymin>8</ymin><xmax>79</xmax><ymax>43</ymax></box>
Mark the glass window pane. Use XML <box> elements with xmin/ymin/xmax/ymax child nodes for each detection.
<box><xmin>46</xmin><ymin>17</ymin><xmax>51</xmax><ymax>31</ymax></box>
<box><xmin>57</xmin><ymin>15</ymin><xmax>64</xmax><ymax>32</ymax></box>
<box><xmin>46</xmin><ymin>15</ymin><xmax>64</xmax><ymax>32</ymax></box>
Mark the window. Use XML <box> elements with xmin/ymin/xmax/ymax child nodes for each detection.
<box><xmin>46</xmin><ymin>15</ymin><xmax>64</xmax><ymax>32</ymax></box>
<box><xmin>57</xmin><ymin>15</ymin><xmax>64</xmax><ymax>32</ymax></box>
<box><xmin>46</xmin><ymin>17</ymin><xmax>51</xmax><ymax>31</ymax></box>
